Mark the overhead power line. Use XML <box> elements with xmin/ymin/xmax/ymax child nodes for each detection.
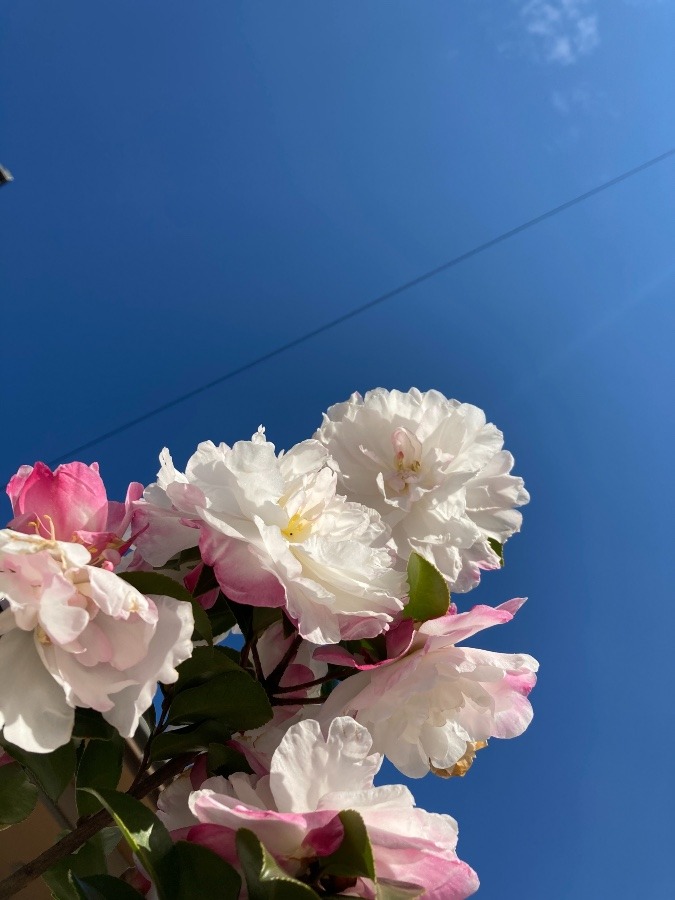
<box><xmin>49</xmin><ymin>145</ymin><xmax>675</xmax><ymax>465</ymax></box>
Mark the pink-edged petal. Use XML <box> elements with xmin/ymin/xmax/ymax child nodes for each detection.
<box><xmin>199</xmin><ymin>527</ymin><xmax>286</xmax><ymax>608</ymax></box>
<box><xmin>101</xmin><ymin>595</ymin><xmax>194</xmax><ymax>737</ymax></box>
<box><xmin>419</xmin><ymin>598</ymin><xmax>527</xmax><ymax>641</ymax></box>
<box><xmin>8</xmin><ymin>461</ymin><xmax>109</xmax><ymax>539</ymax></box>
<box><xmin>105</xmin><ymin>481</ymin><xmax>144</xmax><ymax>537</ymax></box>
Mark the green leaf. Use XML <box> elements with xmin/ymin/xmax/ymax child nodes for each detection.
<box><xmin>236</xmin><ymin>829</ymin><xmax>317</xmax><ymax>899</ymax></box>
<box><xmin>207</xmin><ymin>594</ymin><xmax>237</xmax><ymax>640</ymax></box>
<box><xmin>76</xmin><ymin>736</ymin><xmax>124</xmax><ymax>818</ymax></box>
<box><xmin>207</xmin><ymin>743</ymin><xmax>254</xmax><ymax>778</ymax></box>
<box><xmin>96</xmin><ymin>826</ymin><xmax>123</xmax><ymax>857</ymax></box>
<box><xmin>118</xmin><ymin>571</ymin><xmax>193</xmax><ymax>603</ymax></box>
<box><xmin>222</xmin><ymin>600</ymin><xmax>280</xmax><ymax>642</ymax></box>
<box><xmin>143</xmin><ymin>703</ymin><xmax>157</xmax><ymax>732</ymax></box>
<box><xmin>251</xmin><ymin>607</ymin><xmax>283</xmax><ymax>634</ymax></box>
<box><xmin>72</xmin><ymin>710</ymin><xmax>117</xmax><ymax>742</ymax></box>
<box><xmin>43</xmin><ymin>838</ymin><xmax>108</xmax><ymax>900</ymax></box>
<box><xmin>167</xmin><ymin>672</ymin><xmax>273</xmax><ymax>731</ymax></box>
<box><xmin>319</xmin><ymin>810</ymin><xmax>375</xmax><ymax>880</ymax></box>
<box><xmin>71</xmin><ymin>874</ymin><xmax>146</xmax><ymax>900</ymax></box>
<box><xmin>1</xmin><ymin>739</ymin><xmax>78</xmax><ymax>801</ymax></box>
<box><xmin>403</xmin><ymin>553</ymin><xmax>450</xmax><ymax>622</ymax></box>
<box><xmin>149</xmin><ymin>720</ymin><xmax>234</xmax><ymax>762</ymax></box>
<box><xmin>191</xmin><ymin>564</ymin><xmax>219</xmax><ymax>597</ymax></box>
<box><xmin>224</xmin><ymin>599</ymin><xmax>254</xmax><ymax>640</ymax></box>
<box><xmin>174</xmin><ymin>646</ymin><xmax>243</xmax><ymax>693</ymax></box>
<box><xmin>488</xmin><ymin>537</ymin><xmax>505</xmax><ymax>567</ymax></box>
<box><xmin>82</xmin><ymin>789</ymin><xmax>175</xmax><ymax>900</ymax></box>
<box><xmin>376</xmin><ymin>880</ymin><xmax>424</xmax><ymax>899</ymax></box>
<box><xmin>0</xmin><ymin>761</ymin><xmax>39</xmax><ymax>828</ymax></box>
<box><xmin>169</xmin><ymin>841</ymin><xmax>241</xmax><ymax>899</ymax></box>
<box><xmin>118</xmin><ymin>571</ymin><xmax>212</xmax><ymax>643</ymax></box>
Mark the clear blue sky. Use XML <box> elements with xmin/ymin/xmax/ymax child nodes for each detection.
<box><xmin>1</xmin><ymin>2</ymin><xmax>674</xmax><ymax>896</ymax></box>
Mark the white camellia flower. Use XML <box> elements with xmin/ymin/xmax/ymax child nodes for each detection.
<box><xmin>319</xmin><ymin>599</ymin><xmax>538</xmax><ymax>778</ymax></box>
<box><xmin>0</xmin><ymin>530</ymin><xmax>194</xmax><ymax>753</ymax></box>
<box><xmin>159</xmin><ymin>718</ymin><xmax>479</xmax><ymax>899</ymax></box>
<box><xmin>136</xmin><ymin>430</ymin><xmax>405</xmax><ymax>645</ymax></box>
<box><xmin>315</xmin><ymin>388</ymin><xmax>529</xmax><ymax>592</ymax></box>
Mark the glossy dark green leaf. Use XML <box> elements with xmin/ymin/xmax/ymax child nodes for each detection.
<box><xmin>118</xmin><ymin>571</ymin><xmax>193</xmax><ymax>603</ymax></box>
<box><xmin>205</xmin><ymin>592</ymin><xmax>237</xmax><ymax>638</ymax></box>
<box><xmin>224</xmin><ymin>599</ymin><xmax>254</xmax><ymax>640</ymax></box>
<box><xmin>72</xmin><ymin>874</ymin><xmax>146</xmax><ymax>900</ymax></box>
<box><xmin>207</xmin><ymin>743</ymin><xmax>254</xmax><ymax>778</ymax></box>
<box><xmin>167</xmin><ymin>672</ymin><xmax>272</xmax><ymax>731</ymax></box>
<box><xmin>1</xmin><ymin>739</ymin><xmax>78</xmax><ymax>801</ymax></box>
<box><xmin>376</xmin><ymin>880</ymin><xmax>424</xmax><ymax>899</ymax></box>
<box><xmin>192</xmin><ymin>564</ymin><xmax>219</xmax><ymax>597</ymax></box>
<box><xmin>169</xmin><ymin>841</ymin><xmax>241</xmax><ymax>899</ymax></box>
<box><xmin>488</xmin><ymin>537</ymin><xmax>505</xmax><ymax>567</ymax></box>
<box><xmin>72</xmin><ymin>710</ymin><xmax>117</xmax><ymax>742</ymax></box>
<box><xmin>82</xmin><ymin>789</ymin><xmax>174</xmax><ymax>900</ymax></box>
<box><xmin>403</xmin><ymin>552</ymin><xmax>450</xmax><ymax>622</ymax></box>
<box><xmin>188</xmin><ymin>602</ymin><xmax>214</xmax><ymax>645</ymax></box>
<box><xmin>76</xmin><ymin>735</ymin><xmax>124</xmax><ymax>818</ymax></box>
<box><xmin>43</xmin><ymin>838</ymin><xmax>108</xmax><ymax>900</ymax></box>
<box><xmin>319</xmin><ymin>810</ymin><xmax>375</xmax><ymax>880</ymax></box>
<box><xmin>0</xmin><ymin>761</ymin><xmax>39</xmax><ymax>828</ymax></box>
<box><xmin>174</xmin><ymin>646</ymin><xmax>243</xmax><ymax>693</ymax></box>
<box><xmin>143</xmin><ymin>703</ymin><xmax>157</xmax><ymax>732</ymax></box>
<box><xmin>251</xmin><ymin>607</ymin><xmax>283</xmax><ymax>634</ymax></box>
<box><xmin>149</xmin><ymin>720</ymin><xmax>234</xmax><ymax>762</ymax></box>
<box><xmin>236</xmin><ymin>829</ymin><xmax>317</xmax><ymax>899</ymax></box>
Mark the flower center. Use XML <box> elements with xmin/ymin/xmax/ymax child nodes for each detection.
<box><xmin>35</xmin><ymin>625</ymin><xmax>52</xmax><ymax>646</ymax></box>
<box><xmin>386</xmin><ymin>427</ymin><xmax>423</xmax><ymax>493</ymax></box>
<box><xmin>281</xmin><ymin>513</ymin><xmax>313</xmax><ymax>543</ymax></box>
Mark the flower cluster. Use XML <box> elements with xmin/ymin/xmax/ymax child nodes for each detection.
<box><xmin>0</xmin><ymin>388</ymin><xmax>537</xmax><ymax>899</ymax></box>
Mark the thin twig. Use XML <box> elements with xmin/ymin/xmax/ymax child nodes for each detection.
<box><xmin>272</xmin><ymin>669</ymin><xmax>350</xmax><ymax>695</ymax></box>
<box><xmin>273</xmin><ymin>696</ymin><xmax>325</xmax><ymax>707</ymax></box>
<box><xmin>250</xmin><ymin>638</ymin><xmax>265</xmax><ymax>684</ymax></box>
<box><xmin>265</xmin><ymin>633</ymin><xmax>302</xmax><ymax>694</ymax></box>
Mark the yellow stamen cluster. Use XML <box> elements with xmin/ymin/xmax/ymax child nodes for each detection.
<box><xmin>430</xmin><ymin>741</ymin><xmax>488</xmax><ymax>779</ymax></box>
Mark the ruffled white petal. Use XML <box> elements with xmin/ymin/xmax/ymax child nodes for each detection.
<box><xmin>0</xmin><ymin>629</ymin><xmax>74</xmax><ymax>753</ymax></box>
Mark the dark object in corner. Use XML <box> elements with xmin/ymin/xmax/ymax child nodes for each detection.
<box><xmin>0</xmin><ymin>165</ymin><xmax>14</xmax><ymax>186</ymax></box>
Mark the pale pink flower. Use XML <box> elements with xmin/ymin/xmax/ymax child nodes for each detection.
<box><xmin>7</xmin><ymin>461</ymin><xmax>143</xmax><ymax>569</ymax></box>
<box><xmin>0</xmin><ymin>530</ymin><xmax>194</xmax><ymax>753</ymax></box>
<box><xmin>320</xmin><ymin>599</ymin><xmax>538</xmax><ymax>778</ymax></box>
<box><xmin>315</xmin><ymin>388</ymin><xmax>529</xmax><ymax>592</ymax></box>
<box><xmin>159</xmin><ymin>717</ymin><xmax>478</xmax><ymax>899</ymax></box>
<box><xmin>131</xmin><ymin>449</ymin><xmax>201</xmax><ymax>568</ymax></box>
<box><xmin>135</xmin><ymin>432</ymin><xmax>405</xmax><ymax>644</ymax></box>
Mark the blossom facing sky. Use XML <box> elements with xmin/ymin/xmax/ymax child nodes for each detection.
<box><xmin>315</xmin><ymin>388</ymin><xmax>529</xmax><ymax>592</ymax></box>
<box><xmin>7</xmin><ymin>461</ymin><xmax>143</xmax><ymax>569</ymax></box>
<box><xmin>320</xmin><ymin>599</ymin><xmax>538</xmax><ymax>778</ymax></box>
<box><xmin>159</xmin><ymin>717</ymin><xmax>479</xmax><ymax>899</ymax></box>
<box><xmin>0</xmin><ymin>529</ymin><xmax>194</xmax><ymax>752</ymax></box>
<box><xmin>134</xmin><ymin>430</ymin><xmax>405</xmax><ymax>644</ymax></box>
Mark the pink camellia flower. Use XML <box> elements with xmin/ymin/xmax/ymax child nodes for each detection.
<box><xmin>319</xmin><ymin>599</ymin><xmax>538</xmax><ymax>778</ymax></box>
<box><xmin>0</xmin><ymin>529</ymin><xmax>194</xmax><ymax>753</ymax></box>
<box><xmin>7</xmin><ymin>461</ymin><xmax>143</xmax><ymax>568</ymax></box>
<box><xmin>158</xmin><ymin>717</ymin><xmax>479</xmax><ymax>899</ymax></box>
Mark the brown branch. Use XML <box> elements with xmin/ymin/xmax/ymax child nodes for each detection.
<box><xmin>272</xmin><ymin>669</ymin><xmax>350</xmax><ymax>695</ymax></box>
<box><xmin>272</xmin><ymin>695</ymin><xmax>325</xmax><ymax>706</ymax></box>
<box><xmin>265</xmin><ymin>633</ymin><xmax>302</xmax><ymax>693</ymax></box>
<box><xmin>0</xmin><ymin>752</ymin><xmax>196</xmax><ymax>898</ymax></box>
